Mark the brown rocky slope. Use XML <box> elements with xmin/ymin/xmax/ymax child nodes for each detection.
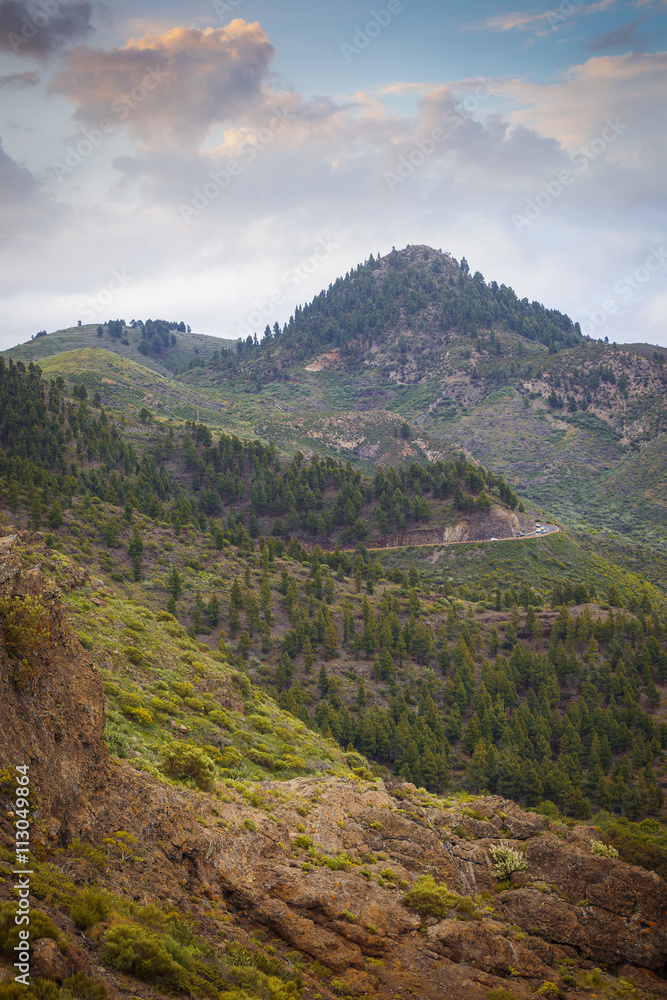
<box><xmin>0</xmin><ymin>542</ymin><xmax>666</xmax><ymax>1000</ymax></box>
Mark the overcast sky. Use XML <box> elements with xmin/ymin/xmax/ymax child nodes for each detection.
<box><xmin>1</xmin><ymin>0</ymin><xmax>666</xmax><ymax>348</ymax></box>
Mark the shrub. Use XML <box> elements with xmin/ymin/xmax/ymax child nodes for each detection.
<box><xmin>103</xmin><ymin>727</ymin><xmax>127</xmax><ymax>757</ymax></box>
<box><xmin>123</xmin><ymin>706</ymin><xmax>153</xmax><ymax>725</ymax></box>
<box><xmin>158</xmin><ymin>743</ymin><xmax>215</xmax><ymax>790</ymax></box>
<box><xmin>220</xmin><ymin>747</ymin><xmax>244</xmax><ymax>769</ymax></box>
<box><xmin>184</xmin><ymin>697</ymin><xmax>205</xmax><ymax>713</ymax></box>
<box><xmin>489</xmin><ymin>842</ymin><xmax>528</xmax><ymax>880</ymax></box>
<box><xmin>590</xmin><ymin>840</ymin><xmax>619</xmax><ymax>860</ymax></box>
<box><xmin>70</xmin><ymin>887</ymin><xmax>115</xmax><ymax>930</ymax></box>
<box><xmin>171</xmin><ymin>680</ymin><xmax>194</xmax><ymax>698</ymax></box>
<box><xmin>248</xmin><ymin>714</ymin><xmax>272</xmax><ymax>733</ymax></box>
<box><xmin>66</xmin><ymin>838</ymin><xmax>108</xmax><ymax>871</ymax></box>
<box><xmin>103</xmin><ymin>923</ymin><xmax>182</xmax><ymax>984</ymax></box>
<box><xmin>0</xmin><ymin>903</ymin><xmax>63</xmax><ymax>954</ymax></box>
<box><xmin>247</xmin><ymin>749</ymin><xmax>277</xmax><ymax>769</ymax></box>
<box><xmin>125</xmin><ymin>647</ymin><xmax>143</xmax><ymax>665</ymax></box>
<box><xmin>403</xmin><ymin>875</ymin><xmax>480</xmax><ymax>920</ymax></box>
<box><xmin>63</xmin><ymin>971</ymin><xmax>108</xmax><ymax>999</ymax></box>
<box><xmin>0</xmin><ymin>595</ymin><xmax>50</xmax><ymax>661</ymax></box>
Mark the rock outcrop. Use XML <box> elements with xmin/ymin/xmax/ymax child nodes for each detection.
<box><xmin>0</xmin><ymin>533</ymin><xmax>109</xmax><ymax>844</ymax></box>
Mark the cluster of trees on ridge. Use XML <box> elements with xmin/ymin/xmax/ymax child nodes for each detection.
<box><xmin>210</xmin><ymin>248</ymin><xmax>581</xmax><ymax>376</ymax></box>
<box><xmin>0</xmin><ymin>361</ymin><xmax>521</xmax><ymax>548</ymax></box>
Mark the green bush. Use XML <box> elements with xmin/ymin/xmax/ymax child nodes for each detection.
<box><xmin>103</xmin><ymin>727</ymin><xmax>127</xmax><ymax>757</ymax></box>
<box><xmin>209</xmin><ymin>709</ymin><xmax>232</xmax><ymax>729</ymax></box>
<box><xmin>0</xmin><ymin>902</ymin><xmax>63</xmax><ymax>954</ymax></box>
<box><xmin>590</xmin><ymin>840</ymin><xmax>619</xmax><ymax>859</ymax></box>
<box><xmin>66</xmin><ymin>838</ymin><xmax>108</xmax><ymax>871</ymax></box>
<box><xmin>248</xmin><ymin>714</ymin><xmax>272</xmax><ymax>733</ymax></box>
<box><xmin>171</xmin><ymin>680</ymin><xmax>194</xmax><ymax>698</ymax></box>
<box><xmin>489</xmin><ymin>842</ymin><xmax>527</xmax><ymax>879</ymax></box>
<box><xmin>403</xmin><ymin>875</ymin><xmax>480</xmax><ymax>920</ymax></box>
<box><xmin>247</xmin><ymin>749</ymin><xmax>277</xmax><ymax>769</ymax></box>
<box><xmin>103</xmin><ymin>923</ymin><xmax>183</xmax><ymax>984</ymax></box>
<box><xmin>220</xmin><ymin>747</ymin><xmax>244</xmax><ymax>768</ymax></box>
<box><xmin>158</xmin><ymin>743</ymin><xmax>216</xmax><ymax>789</ymax></box>
<box><xmin>69</xmin><ymin>887</ymin><xmax>115</xmax><ymax>930</ymax></box>
<box><xmin>63</xmin><ymin>971</ymin><xmax>109</xmax><ymax>999</ymax></box>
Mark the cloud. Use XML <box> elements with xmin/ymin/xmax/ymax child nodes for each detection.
<box><xmin>50</xmin><ymin>19</ymin><xmax>285</xmax><ymax>147</ymax></box>
<box><xmin>0</xmin><ymin>138</ymin><xmax>63</xmax><ymax>250</ymax></box>
<box><xmin>0</xmin><ymin>68</ymin><xmax>39</xmax><ymax>87</ymax></box>
<box><xmin>0</xmin><ymin>0</ymin><xmax>93</xmax><ymax>58</ymax></box>
<box><xmin>501</xmin><ymin>51</ymin><xmax>667</xmax><ymax>149</ymax></box>
<box><xmin>586</xmin><ymin>17</ymin><xmax>651</xmax><ymax>51</ymax></box>
<box><xmin>479</xmin><ymin>0</ymin><xmax>619</xmax><ymax>36</ymax></box>
<box><xmin>482</xmin><ymin>11</ymin><xmax>547</xmax><ymax>33</ymax></box>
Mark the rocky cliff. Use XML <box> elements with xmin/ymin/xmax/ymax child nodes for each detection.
<box><xmin>371</xmin><ymin>506</ymin><xmax>535</xmax><ymax>549</ymax></box>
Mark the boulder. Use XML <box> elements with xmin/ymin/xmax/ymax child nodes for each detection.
<box><xmin>31</xmin><ymin>938</ymin><xmax>67</xmax><ymax>982</ymax></box>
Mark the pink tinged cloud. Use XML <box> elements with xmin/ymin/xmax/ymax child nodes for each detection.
<box><xmin>49</xmin><ymin>19</ymin><xmax>279</xmax><ymax>147</ymax></box>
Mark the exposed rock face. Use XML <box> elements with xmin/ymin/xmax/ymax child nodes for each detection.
<box><xmin>371</xmin><ymin>506</ymin><xmax>535</xmax><ymax>548</ymax></box>
<box><xmin>443</xmin><ymin>505</ymin><xmax>535</xmax><ymax>543</ymax></box>
<box><xmin>0</xmin><ymin>533</ymin><xmax>109</xmax><ymax>844</ymax></box>
<box><xmin>498</xmin><ymin>833</ymin><xmax>667</xmax><ymax>971</ymax></box>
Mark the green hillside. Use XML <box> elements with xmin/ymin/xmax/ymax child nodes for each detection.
<box><xmin>3</xmin><ymin>320</ymin><xmax>235</xmax><ymax>378</ymax></box>
<box><xmin>0</xmin><ymin>359</ymin><xmax>665</xmax><ymax>854</ymax></box>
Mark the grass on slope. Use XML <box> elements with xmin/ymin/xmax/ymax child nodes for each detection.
<box><xmin>4</xmin><ymin>324</ymin><xmax>235</xmax><ymax>377</ymax></box>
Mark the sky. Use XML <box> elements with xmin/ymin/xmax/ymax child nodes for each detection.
<box><xmin>0</xmin><ymin>0</ymin><xmax>666</xmax><ymax>348</ymax></box>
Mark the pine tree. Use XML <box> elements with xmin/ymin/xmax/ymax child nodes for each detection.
<box><xmin>48</xmin><ymin>500</ymin><xmax>63</xmax><ymax>529</ymax></box>
<box><xmin>30</xmin><ymin>496</ymin><xmax>42</xmax><ymax>530</ymax></box>
<box><xmin>238</xmin><ymin>629</ymin><xmax>252</xmax><ymax>660</ymax></box>
<box><xmin>206</xmin><ymin>593</ymin><xmax>220</xmax><ymax>629</ymax></box>
<box><xmin>302</xmin><ymin>635</ymin><xmax>314</xmax><ymax>674</ymax></box>
<box><xmin>324</xmin><ymin>621</ymin><xmax>340</xmax><ymax>660</ymax></box>
<box><xmin>168</xmin><ymin>566</ymin><xmax>182</xmax><ymax>600</ymax></box>
<box><xmin>228</xmin><ymin>603</ymin><xmax>241</xmax><ymax>638</ymax></box>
